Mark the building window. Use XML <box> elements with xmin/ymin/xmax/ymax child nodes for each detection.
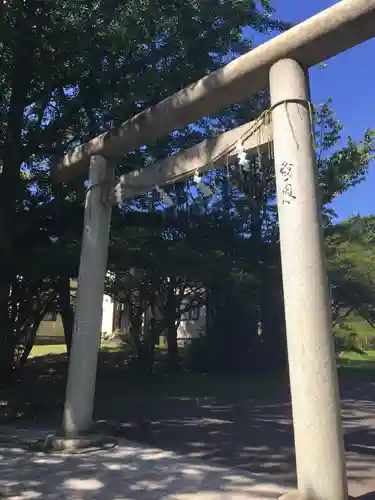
<box><xmin>44</xmin><ymin>311</ymin><xmax>57</xmax><ymax>322</ymax></box>
<box><xmin>189</xmin><ymin>305</ymin><xmax>200</xmax><ymax>321</ymax></box>
<box><xmin>180</xmin><ymin>302</ymin><xmax>200</xmax><ymax>321</ymax></box>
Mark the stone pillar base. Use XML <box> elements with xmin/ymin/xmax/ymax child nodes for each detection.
<box><xmin>29</xmin><ymin>433</ymin><xmax>117</xmax><ymax>453</ymax></box>
<box><xmin>279</xmin><ymin>491</ymin><xmax>352</xmax><ymax>500</ymax></box>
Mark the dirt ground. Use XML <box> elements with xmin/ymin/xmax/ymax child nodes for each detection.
<box><xmin>95</xmin><ymin>372</ymin><xmax>375</xmax><ymax>497</ymax></box>
<box><xmin>2</xmin><ymin>353</ymin><xmax>375</xmax><ymax>498</ymax></box>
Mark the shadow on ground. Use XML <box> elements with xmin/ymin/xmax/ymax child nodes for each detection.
<box><xmin>0</xmin><ymin>429</ymin><xmax>288</xmax><ymax>499</ymax></box>
<box><xmin>94</xmin><ymin>371</ymin><xmax>375</xmax><ymax>497</ymax></box>
<box><xmin>2</xmin><ymin>352</ymin><xmax>375</xmax><ymax>497</ymax></box>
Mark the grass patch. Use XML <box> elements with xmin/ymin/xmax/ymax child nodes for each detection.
<box><xmin>1</xmin><ymin>345</ymin><xmax>288</xmax><ymax>424</ymax></box>
<box><xmin>5</xmin><ymin>344</ymin><xmax>374</xmax><ymax>426</ymax></box>
<box><xmin>29</xmin><ymin>342</ymin><xmax>121</xmax><ymax>358</ymax></box>
<box><xmin>30</xmin><ymin>344</ymin><xmax>67</xmax><ymax>357</ymax></box>
<box><xmin>339</xmin><ymin>350</ymin><xmax>375</xmax><ymax>370</ymax></box>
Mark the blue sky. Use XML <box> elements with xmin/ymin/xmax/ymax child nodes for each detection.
<box><xmin>248</xmin><ymin>0</ymin><xmax>375</xmax><ymax>220</ymax></box>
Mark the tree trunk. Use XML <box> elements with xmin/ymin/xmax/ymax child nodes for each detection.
<box><xmin>18</xmin><ymin>296</ymin><xmax>57</xmax><ymax>367</ymax></box>
<box><xmin>259</xmin><ymin>278</ymin><xmax>287</xmax><ymax>370</ymax></box>
<box><xmin>128</xmin><ymin>297</ymin><xmax>144</xmax><ymax>362</ymax></box>
<box><xmin>0</xmin><ymin>28</ymin><xmax>33</xmax><ymax>386</ymax></box>
<box><xmin>113</xmin><ymin>301</ymin><xmax>122</xmax><ymax>331</ymax></box>
<box><xmin>0</xmin><ymin>337</ymin><xmax>16</xmax><ymax>389</ymax></box>
<box><xmin>164</xmin><ymin>284</ymin><xmax>180</xmax><ymax>372</ymax></box>
<box><xmin>166</xmin><ymin>322</ymin><xmax>179</xmax><ymax>372</ymax></box>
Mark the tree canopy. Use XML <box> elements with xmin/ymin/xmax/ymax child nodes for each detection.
<box><xmin>1</xmin><ymin>0</ymin><xmax>374</xmax><ymax>381</ymax></box>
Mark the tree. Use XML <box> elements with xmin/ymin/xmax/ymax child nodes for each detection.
<box><xmin>1</xmin><ymin>0</ymin><xmax>288</xmax><ymax>380</ymax></box>
<box><xmin>315</xmin><ymin>101</ymin><xmax>375</xmax><ymax>221</ymax></box>
<box><xmin>106</xmin><ymin>101</ymin><xmax>375</xmax><ymax>375</ymax></box>
<box><xmin>327</xmin><ymin>215</ymin><xmax>375</xmax><ymax>329</ymax></box>
<box><xmin>2</xmin><ymin>0</ymin><xmax>374</xmax><ymax>381</ymax></box>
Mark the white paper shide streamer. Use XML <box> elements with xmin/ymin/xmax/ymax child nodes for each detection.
<box><xmin>114</xmin><ymin>175</ymin><xmax>126</xmax><ymax>207</ymax></box>
<box><xmin>113</xmin><ymin>166</ymin><xmax>217</xmax><ymax>210</ymax></box>
<box><xmin>237</xmin><ymin>140</ymin><xmax>250</xmax><ymax>171</ymax></box>
<box><xmin>155</xmin><ymin>185</ymin><xmax>174</xmax><ymax>207</ymax></box>
<box><xmin>193</xmin><ymin>171</ymin><xmax>213</xmax><ymax>198</ymax></box>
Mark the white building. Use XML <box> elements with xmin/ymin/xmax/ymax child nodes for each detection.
<box><xmin>37</xmin><ymin>279</ymin><xmax>206</xmax><ymax>344</ymax></box>
<box><xmin>101</xmin><ymin>293</ymin><xmax>206</xmax><ymax>344</ymax></box>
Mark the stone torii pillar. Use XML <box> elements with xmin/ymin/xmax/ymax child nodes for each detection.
<box><xmin>270</xmin><ymin>58</ymin><xmax>348</xmax><ymax>500</ymax></box>
<box><xmin>63</xmin><ymin>155</ymin><xmax>114</xmax><ymax>437</ymax></box>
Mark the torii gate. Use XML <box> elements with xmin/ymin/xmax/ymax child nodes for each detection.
<box><xmin>54</xmin><ymin>1</ymin><xmax>375</xmax><ymax>499</ymax></box>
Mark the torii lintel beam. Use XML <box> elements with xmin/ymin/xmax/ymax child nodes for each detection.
<box><xmin>118</xmin><ymin>120</ymin><xmax>272</xmax><ymax>200</ymax></box>
<box><xmin>55</xmin><ymin>0</ymin><xmax>375</xmax><ymax>183</ymax></box>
